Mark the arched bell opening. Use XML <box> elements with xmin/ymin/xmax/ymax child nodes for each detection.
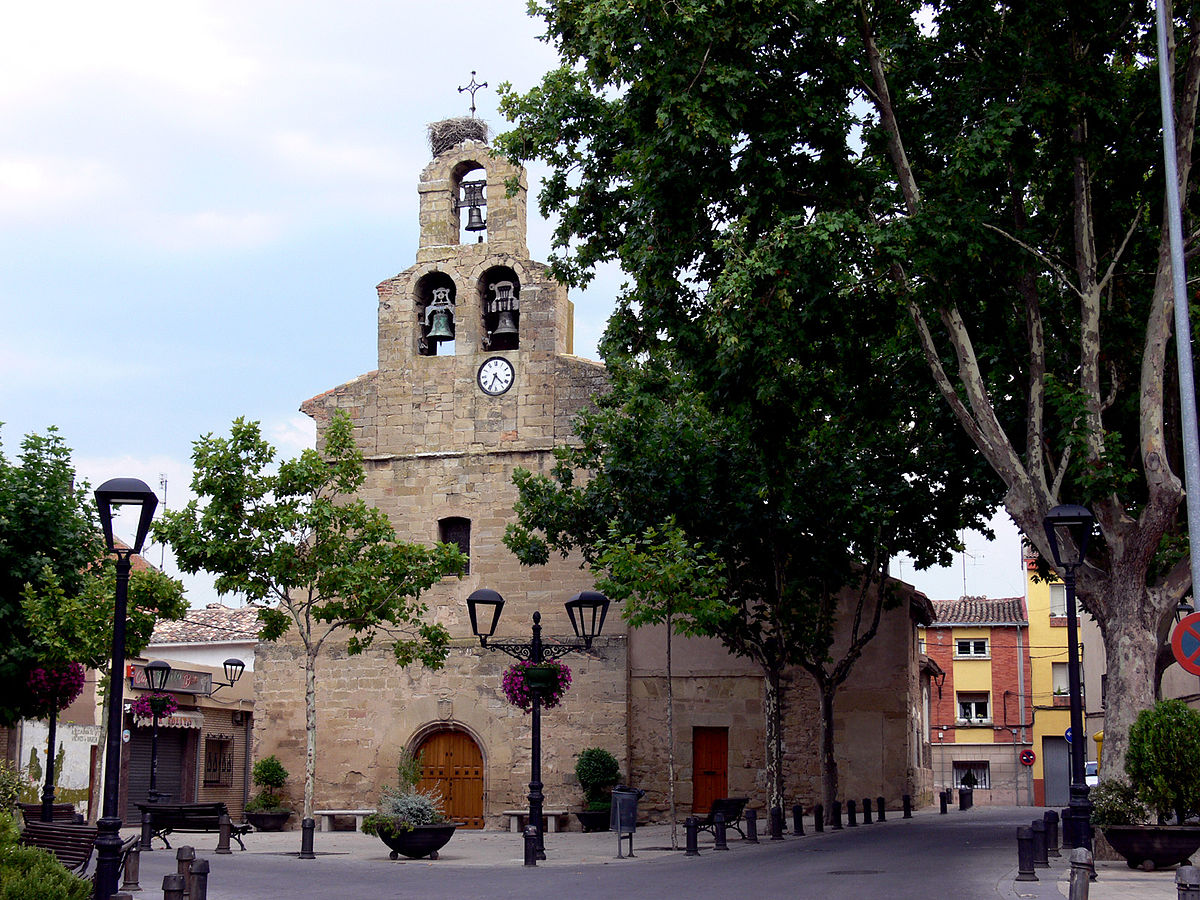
<box><xmin>453</xmin><ymin>161</ymin><xmax>488</xmax><ymax>245</ymax></box>
<box><xmin>478</xmin><ymin>266</ymin><xmax>519</xmax><ymax>352</ymax></box>
<box><xmin>415</xmin><ymin>271</ymin><xmax>457</xmax><ymax>357</ymax></box>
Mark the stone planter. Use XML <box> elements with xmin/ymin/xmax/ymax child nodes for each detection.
<box><xmin>245</xmin><ymin>810</ymin><xmax>293</xmax><ymax>832</ymax></box>
<box><xmin>576</xmin><ymin>810</ymin><xmax>610</xmax><ymax>832</ymax></box>
<box><xmin>1102</xmin><ymin>825</ymin><xmax>1200</xmax><ymax>870</ymax></box>
<box><xmin>376</xmin><ymin>823</ymin><xmax>458</xmax><ymax>860</ymax></box>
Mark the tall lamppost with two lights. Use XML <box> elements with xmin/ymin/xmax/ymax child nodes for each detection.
<box><xmin>466</xmin><ymin>588</ymin><xmax>610</xmax><ymax>862</ymax></box>
<box><xmin>1043</xmin><ymin>503</ymin><xmax>1096</xmax><ymax>852</ymax></box>
<box><xmin>94</xmin><ymin>478</ymin><xmax>159</xmax><ymax>900</ymax></box>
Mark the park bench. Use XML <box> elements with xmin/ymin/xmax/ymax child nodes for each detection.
<box><xmin>695</xmin><ymin>797</ymin><xmax>749</xmax><ymax>839</ymax></box>
<box><xmin>18</xmin><ymin>801</ymin><xmax>83</xmax><ymax>824</ymax></box>
<box><xmin>501</xmin><ymin>808</ymin><xmax>571</xmax><ymax>834</ymax></box>
<box><xmin>135</xmin><ymin>801</ymin><xmax>251</xmax><ymax>850</ymax></box>
<box><xmin>18</xmin><ymin>820</ymin><xmax>99</xmax><ymax>874</ymax></box>
<box><xmin>313</xmin><ymin>808</ymin><xmax>375</xmax><ymax>832</ymax></box>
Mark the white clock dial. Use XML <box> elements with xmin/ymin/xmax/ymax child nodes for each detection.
<box><xmin>477</xmin><ymin>357</ymin><xmax>515</xmax><ymax>396</ymax></box>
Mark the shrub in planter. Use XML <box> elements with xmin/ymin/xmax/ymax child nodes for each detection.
<box><xmin>574</xmin><ymin>748</ymin><xmax>620</xmax><ymax>831</ymax></box>
<box><xmin>1090</xmin><ymin>779</ymin><xmax>1147</xmax><ymax>829</ymax></box>
<box><xmin>363</xmin><ymin>750</ymin><xmax>455</xmax><ymax>860</ymax></box>
<box><xmin>244</xmin><ymin>755</ymin><xmax>292</xmax><ymax>828</ymax></box>
<box><xmin>1126</xmin><ymin>699</ymin><xmax>1200</xmax><ymax>824</ymax></box>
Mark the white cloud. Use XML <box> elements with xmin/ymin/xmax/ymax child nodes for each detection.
<box><xmin>0</xmin><ymin>155</ymin><xmax>123</xmax><ymax>219</ymax></box>
<box><xmin>266</xmin><ymin>414</ymin><xmax>316</xmax><ymax>456</ymax></box>
<box><xmin>135</xmin><ymin>210</ymin><xmax>285</xmax><ymax>252</ymax></box>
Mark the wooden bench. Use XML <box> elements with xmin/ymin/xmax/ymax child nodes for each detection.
<box><xmin>18</xmin><ymin>820</ymin><xmax>99</xmax><ymax>874</ymax></box>
<box><xmin>18</xmin><ymin>801</ymin><xmax>83</xmax><ymax>824</ymax></box>
<box><xmin>313</xmin><ymin>808</ymin><xmax>375</xmax><ymax>832</ymax></box>
<box><xmin>135</xmin><ymin>802</ymin><xmax>251</xmax><ymax>850</ymax></box>
<box><xmin>695</xmin><ymin>797</ymin><xmax>749</xmax><ymax>839</ymax></box>
<box><xmin>501</xmin><ymin>809</ymin><xmax>570</xmax><ymax>833</ymax></box>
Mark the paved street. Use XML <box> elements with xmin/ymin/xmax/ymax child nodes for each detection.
<box><xmin>123</xmin><ymin>805</ymin><xmax>1176</xmax><ymax>899</ymax></box>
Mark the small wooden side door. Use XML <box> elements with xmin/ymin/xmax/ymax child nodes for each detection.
<box><xmin>692</xmin><ymin>726</ymin><xmax>729</xmax><ymax>814</ymax></box>
<box><xmin>417</xmin><ymin>731</ymin><xmax>484</xmax><ymax>829</ymax></box>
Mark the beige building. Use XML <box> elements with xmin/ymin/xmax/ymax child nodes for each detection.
<box><xmin>251</xmin><ymin>121</ymin><xmax>936</xmax><ymax>829</ymax></box>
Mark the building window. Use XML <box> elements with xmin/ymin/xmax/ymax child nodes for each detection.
<box><xmin>954</xmin><ymin>638</ymin><xmax>989</xmax><ymax>659</ymax></box>
<box><xmin>918</xmin><ymin>637</ymin><xmax>926</xmax><ymax>654</ymax></box>
<box><xmin>1050</xmin><ymin>583</ymin><xmax>1067</xmax><ymax>617</ymax></box>
<box><xmin>439</xmin><ymin>517</ymin><xmax>470</xmax><ymax>574</ymax></box>
<box><xmin>204</xmin><ymin>737</ymin><xmax>233</xmax><ymax>787</ymax></box>
<box><xmin>1052</xmin><ymin>662</ymin><xmax>1069</xmax><ymax>696</ymax></box>
<box><xmin>953</xmin><ymin>761</ymin><xmax>991</xmax><ymax>789</ymax></box>
<box><xmin>956</xmin><ymin>692</ymin><xmax>990</xmax><ymax>724</ymax></box>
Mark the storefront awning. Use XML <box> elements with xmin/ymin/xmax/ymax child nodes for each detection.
<box><xmin>133</xmin><ymin>710</ymin><xmax>204</xmax><ymax>729</ymax></box>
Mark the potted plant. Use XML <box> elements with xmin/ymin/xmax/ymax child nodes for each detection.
<box><xmin>1098</xmin><ymin>699</ymin><xmax>1200</xmax><ymax>870</ymax></box>
<box><xmin>501</xmin><ymin>659</ymin><xmax>572</xmax><ymax>711</ymax></box>
<box><xmin>243</xmin><ymin>755</ymin><xmax>293</xmax><ymax>831</ymax></box>
<box><xmin>362</xmin><ymin>750</ymin><xmax>457</xmax><ymax>860</ymax></box>
<box><xmin>574</xmin><ymin>748</ymin><xmax>620</xmax><ymax>832</ymax></box>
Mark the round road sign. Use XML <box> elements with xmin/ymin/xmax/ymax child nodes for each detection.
<box><xmin>1020</xmin><ymin>749</ymin><xmax>1036</xmax><ymax>766</ymax></box>
<box><xmin>1172</xmin><ymin>611</ymin><xmax>1200</xmax><ymax>676</ymax></box>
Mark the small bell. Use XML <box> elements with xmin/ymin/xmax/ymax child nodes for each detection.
<box><xmin>427</xmin><ymin>308</ymin><xmax>455</xmax><ymax>342</ymax></box>
<box><xmin>464</xmin><ymin>205</ymin><xmax>486</xmax><ymax>232</ymax></box>
<box><xmin>491</xmin><ymin>309</ymin><xmax>518</xmax><ymax>339</ymax></box>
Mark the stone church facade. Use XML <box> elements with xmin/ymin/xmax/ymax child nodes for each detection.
<box><xmin>250</xmin><ymin>124</ymin><xmax>936</xmax><ymax>829</ymax></box>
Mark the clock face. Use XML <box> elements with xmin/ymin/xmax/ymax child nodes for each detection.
<box><xmin>477</xmin><ymin>356</ymin><xmax>515</xmax><ymax>396</ymax></box>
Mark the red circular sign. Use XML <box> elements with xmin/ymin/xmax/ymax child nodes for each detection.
<box><xmin>1020</xmin><ymin>749</ymin><xmax>1036</xmax><ymax>766</ymax></box>
<box><xmin>1172</xmin><ymin>611</ymin><xmax>1200</xmax><ymax>677</ymax></box>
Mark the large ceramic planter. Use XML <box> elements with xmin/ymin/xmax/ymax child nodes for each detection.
<box><xmin>377</xmin><ymin>823</ymin><xmax>458</xmax><ymax>860</ymax></box>
<box><xmin>245</xmin><ymin>810</ymin><xmax>293</xmax><ymax>831</ymax></box>
<box><xmin>1102</xmin><ymin>825</ymin><xmax>1200</xmax><ymax>870</ymax></box>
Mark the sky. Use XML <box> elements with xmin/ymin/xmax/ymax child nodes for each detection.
<box><xmin>0</xmin><ymin>0</ymin><xmax>1024</xmax><ymax>609</ymax></box>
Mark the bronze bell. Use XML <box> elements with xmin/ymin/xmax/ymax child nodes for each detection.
<box><xmin>491</xmin><ymin>309</ymin><xmax>518</xmax><ymax>339</ymax></box>
<box><xmin>427</xmin><ymin>308</ymin><xmax>455</xmax><ymax>342</ymax></box>
<box><xmin>464</xmin><ymin>205</ymin><xmax>486</xmax><ymax>232</ymax></box>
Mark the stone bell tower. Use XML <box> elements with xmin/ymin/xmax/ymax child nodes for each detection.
<box><xmin>274</xmin><ymin>118</ymin><xmax>619</xmax><ymax>829</ymax></box>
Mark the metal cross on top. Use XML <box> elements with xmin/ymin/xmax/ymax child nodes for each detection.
<box><xmin>459</xmin><ymin>70</ymin><xmax>488</xmax><ymax>117</ymax></box>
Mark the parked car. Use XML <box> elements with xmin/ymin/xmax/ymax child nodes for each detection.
<box><xmin>1085</xmin><ymin>761</ymin><xmax>1099</xmax><ymax>787</ymax></box>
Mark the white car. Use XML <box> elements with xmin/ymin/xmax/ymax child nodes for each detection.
<box><xmin>1085</xmin><ymin>761</ymin><xmax>1099</xmax><ymax>787</ymax></box>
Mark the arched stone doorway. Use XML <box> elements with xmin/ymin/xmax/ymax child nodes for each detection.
<box><xmin>414</xmin><ymin>728</ymin><xmax>484</xmax><ymax>829</ymax></box>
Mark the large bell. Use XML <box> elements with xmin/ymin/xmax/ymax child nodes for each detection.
<box><xmin>491</xmin><ymin>309</ymin><xmax>518</xmax><ymax>339</ymax></box>
<box><xmin>464</xmin><ymin>205</ymin><xmax>486</xmax><ymax>232</ymax></box>
<box><xmin>427</xmin><ymin>308</ymin><xmax>455</xmax><ymax>342</ymax></box>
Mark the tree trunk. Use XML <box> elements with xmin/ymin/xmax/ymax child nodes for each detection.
<box><xmin>763</xmin><ymin>668</ymin><xmax>784</xmax><ymax>814</ymax></box>
<box><xmin>819</xmin><ymin>684</ymin><xmax>838</xmax><ymax>822</ymax></box>
<box><xmin>1097</xmin><ymin>598</ymin><xmax>1160</xmax><ymax>772</ymax></box>
<box><xmin>87</xmin><ymin>682</ymin><xmax>109</xmax><ymax>825</ymax></box>
<box><xmin>666</xmin><ymin>616</ymin><xmax>677</xmax><ymax>850</ymax></box>
<box><xmin>304</xmin><ymin>649</ymin><xmax>317</xmax><ymax>821</ymax></box>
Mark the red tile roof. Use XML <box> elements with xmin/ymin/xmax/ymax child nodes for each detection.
<box><xmin>929</xmin><ymin>596</ymin><xmax>1026</xmax><ymax>626</ymax></box>
<box><xmin>151</xmin><ymin>604</ymin><xmax>261</xmax><ymax>644</ymax></box>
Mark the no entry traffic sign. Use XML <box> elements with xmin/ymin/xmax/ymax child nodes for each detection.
<box><xmin>1172</xmin><ymin>611</ymin><xmax>1200</xmax><ymax>676</ymax></box>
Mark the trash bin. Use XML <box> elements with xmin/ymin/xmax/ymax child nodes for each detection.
<box><xmin>959</xmin><ymin>787</ymin><xmax>973</xmax><ymax>811</ymax></box>
<box><xmin>611</xmin><ymin>785</ymin><xmax>645</xmax><ymax>858</ymax></box>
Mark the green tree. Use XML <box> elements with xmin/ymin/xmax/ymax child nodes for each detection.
<box><xmin>1126</xmin><ymin>699</ymin><xmax>1200</xmax><ymax>824</ymax></box>
<box><xmin>157</xmin><ymin>412</ymin><xmax>467</xmax><ymax>822</ymax></box>
<box><xmin>499</xmin><ymin>0</ymin><xmax>1200</xmax><ymax>772</ymax></box>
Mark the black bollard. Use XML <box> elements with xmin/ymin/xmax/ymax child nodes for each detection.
<box><xmin>1060</xmin><ymin>807</ymin><xmax>1075</xmax><ymax>849</ymax></box>
<box><xmin>121</xmin><ymin>843</ymin><xmax>141</xmax><ymax>893</ymax></box>
<box><xmin>1015</xmin><ymin>826</ymin><xmax>1038</xmax><ymax>882</ymax></box>
<box><xmin>163</xmin><ymin>873</ymin><xmax>187</xmax><ymax>900</ymax></box>
<box><xmin>1070</xmin><ymin>848</ymin><xmax>1093</xmax><ymax>895</ymax></box>
<box><xmin>176</xmin><ymin>845</ymin><xmax>195</xmax><ymax>893</ymax></box>
<box><xmin>685</xmin><ymin>816</ymin><xmax>700</xmax><ymax>857</ymax></box>
<box><xmin>769</xmin><ymin>806</ymin><xmax>784</xmax><ymax>841</ymax></box>
<box><xmin>862</xmin><ymin>798</ymin><xmax>872</xmax><ymax>825</ymax></box>
<box><xmin>877</xmin><ymin>797</ymin><xmax>886</xmax><ymax>822</ymax></box>
<box><xmin>1031</xmin><ymin>819</ymin><xmax>1048</xmax><ymax>867</ymax></box>
<box><xmin>1044</xmin><ymin>810</ymin><xmax>1060</xmax><ymax>858</ymax></box>
<box><xmin>190</xmin><ymin>858</ymin><xmax>209</xmax><ymax>900</ymax></box>
<box><xmin>814</xmin><ymin>804</ymin><xmax>824</xmax><ymax>833</ymax></box>
<box><xmin>902</xmin><ymin>794</ymin><xmax>912</xmax><ymax>819</ymax></box>
<box><xmin>847</xmin><ymin>799</ymin><xmax>857</xmax><ymax>827</ymax></box>
<box><xmin>959</xmin><ymin>787</ymin><xmax>972</xmax><ymax>811</ymax></box>
<box><xmin>140</xmin><ymin>809</ymin><xmax>154</xmax><ymax>852</ymax></box>
<box><xmin>1178</xmin><ymin>865</ymin><xmax>1200</xmax><ymax>900</ymax></box>
<box><xmin>832</xmin><ymin>800</ymin><xmax>843</xmax><ymax>830</ymax></box>
<box><xmin>939</xmin><ymin>791</ymin><xmax>948</xmax><ymax>815</ymax></box>
<box><xmin>216</xmin><ymin>813</ymin><xmax>233</xmax><ymax>854</ymax></box>
<box><xmin>300</xmin><ymin>817</ymin><xmax>316</xmax><ymax>859</ymax></box>
<box><xmin>523</xmin><ymin>824</ymin><xmax>538</xmax><ymax>866</ymax></box>
<box><xmin>792</xmin><ymin>804</ymin><xmax>804</xmax><ymax>836</ymax></box>
<box><xmin>714</xmin><ymin>812</ymin><xmax>729</xmax><ymax>850</ymax></box>
<box><xmin>745</xmin><ymin>808</ymin><xmax>759</xmax><ymax>843</ymax></box>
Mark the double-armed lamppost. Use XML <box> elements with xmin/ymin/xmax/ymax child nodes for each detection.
<box><xmin>466</xmin><ymin>588</ymin><xmax>610</xmax><ymax>861</ymax></box>
<box><xmin>94</xmin><ymin>477</ymin><xmax>158</xmax><ymax>900</ymax></box>
<box><xmin>1043</xmin><ymin>503</ymin><xmax>1095</xmax><ymax>852</ymax></box>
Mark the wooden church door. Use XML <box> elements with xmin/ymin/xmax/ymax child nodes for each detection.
<box><xmin>416</xmin><ymin>730</ymin><xmax>484</xmax><ymax>829</ymax></box>
<box><xmin>692</xmin><ymin>726</ymin><xmax>729</xmax><ymax>814</ymax></box>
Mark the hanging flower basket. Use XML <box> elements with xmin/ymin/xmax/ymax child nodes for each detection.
<box><xmin>501</xmin><ymin>660</ymin><xmax>572</xmax><ymax>712</ymax></box>
<box><xmin>132</xmin><ymin>692</ymin><xmax>179</xmax><ymax>720</ymax></box>
<box><xmin>26</xmin><ymin>662</ymin><xmax>85</xmax><ymax>713</ymax></box>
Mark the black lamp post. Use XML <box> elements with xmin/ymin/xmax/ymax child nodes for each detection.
<box><xmin>144</xmin><ymin>659</ymin><xmax>171</xmax><ymax>805</ymax></box>
<box><xmin>1043</xmin><ymin>503</ymin><xmax>1095</xmax><ymax>852</ymax></box>
<box><xmin>94</xmin><ymin>477</ymin><xmax>158</xmax><ymax>900</ymax></box>
<box><xmin>39</xmin><ymin>683</ymin><xmax>63</xmax><ymax>823</ymax></box>
<box><xmin>466</xmin><ymin>588</ymin><xmax>609</xmax><ymax>862</ymax></box>
<box><xmin>210</xmin><ymin>658</ymin><xmax>246</xmax><ymax>694</ymax></box>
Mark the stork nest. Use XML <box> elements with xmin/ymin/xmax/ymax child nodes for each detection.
<box><xmin>428</xmin><ymin>117</ymin><xmax>490</xmax><ymax>156</ymax></box>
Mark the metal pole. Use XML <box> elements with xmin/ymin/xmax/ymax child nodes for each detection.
<box><xmin>1156</xmin><ymin>0</ymin><xmax>1200</xmax><ymax>605</ymax></box>
<box><xmin>149</xmin><ymin>713</ymin><xmax>161</xmax><ymax>803</ymax></box>
<box><xmin>529</xmin><ymin>612</ymin><xmax>546</xmax><ymax>861</ymax></box>
<box><xmin>94</xmin><ymin>549</ymin><xmax>132</xmax><ymax>900</ymax></box>
<box><xmin>41</xmin><ymin>706</ymin><xmax>59</xmax><ymax>822</ymax></box>
<box><xmin>1065</xmin><ymin>567</ymin><xmax>1092</xmax><ymax>851</ymax></box>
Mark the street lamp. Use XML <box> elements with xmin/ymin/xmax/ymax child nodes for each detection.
<box><xmin>466</xmin><ymin>588</ymin><xmax>609</xmax><ymax>863</ymax></box>
<box><xmin>1043</xmin><ymin>503</ymin><xmax>1095</xmax><ymax>853</ymax></box>
<box><xmin>94</xmin><ymin>477</ymin><xmax>158</xmax><ymax>900</ymax></box>
<box><xmin>144</xmin><ymin>660</ymin><xmax>171</xmax><ymax>806</ymax></box>
<box><xmin>210</xmin><ymin>658</ymin><xmax>246</xmax><ymax>694</ymax></box>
